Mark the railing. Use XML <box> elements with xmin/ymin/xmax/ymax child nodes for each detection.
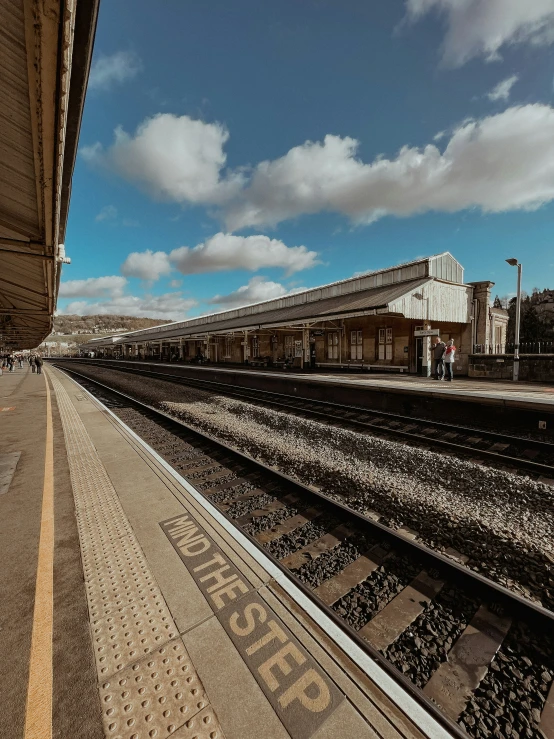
<box><xmin>473</xmin><ymin>342</ymin><xmax>554</xmax><ymax>355</ymax></box>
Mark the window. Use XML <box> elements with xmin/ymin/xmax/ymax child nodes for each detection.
<box><xmin>285</xmin><ymin>335</ymin><xmax>294</xmax><ymax>358</ymax></box>
<box><xmin>251</xmin><ymin>336</ymin><xmax>259</xmax><ymax>358</ymax></box>
<box><xmin>378</xmin><ymin>328</ymin><xmax>393</xmax><ymax>361</ymax></box>
<box><xmin>224</xmin><ymin>336</ymin><xmax>233</xmax><ymax>358</ymax></box>
<box><xmin>327</xmin><ymin>332</ymin><xmax>339</xmax><ymax>360</ymax></box>
<box><xmin>350</xmin><ymin>330</ymin><xmax>362</xmax><ymax>361</ymax></box>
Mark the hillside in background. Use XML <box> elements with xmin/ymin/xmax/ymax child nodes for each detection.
<box><xmin>45</xmin><ymin>314</ymin><xmax>173</xmax><ymax>345</ymax></box>
<box><xmin>52</xmin><ymin>314</ymin><xmax>171</xmax><ymax>336</ymax></box>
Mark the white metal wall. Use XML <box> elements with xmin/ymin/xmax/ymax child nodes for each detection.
<box><xmin>389</xmin><ymin>281</ymin><xmax>472</xmax><ymax>322</ymax></box>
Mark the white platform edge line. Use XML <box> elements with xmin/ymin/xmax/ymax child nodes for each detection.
<box><xmin>55</xmin><ymin>367</ymin><xmax>453</xmax><ymax>739</ymax></box>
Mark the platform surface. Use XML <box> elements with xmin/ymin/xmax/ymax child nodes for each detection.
<box><xmin>0</xmin><ymin>364</ymin><xmax>450</xmax><ymax>739</ymax></box>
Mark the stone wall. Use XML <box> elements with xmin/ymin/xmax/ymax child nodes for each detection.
<box><xmin>469</xmin><ymin>354</ymin><xmax>554</xmax><ymax>382</ymax></box>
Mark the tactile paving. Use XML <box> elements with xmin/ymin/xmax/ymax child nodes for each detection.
<box><xmin>49</xmin><ymin>371</ymin><xmax>225</xmax><ymax>739</ymax></box>
<box><xmin>92</xmin><ymin>600</ymin><xmax>179</xmax><ymax>679</ymax></box>
<box><xmin>98</xmin><ymin>639</ymin><xmax>209</xmax><ymax>739</ymax></box>
<box><xmin>169</xmin><ymin>707</ymin><xmax>223</xmax><ymax>739</ymax></box>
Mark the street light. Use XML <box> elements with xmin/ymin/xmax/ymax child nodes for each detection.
<box><xmin>506</xmin><ymin>258</ymin><xmax>522</xmax><ymax>381</ymax></box>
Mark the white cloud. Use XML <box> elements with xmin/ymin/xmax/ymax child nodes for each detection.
<box><xmin>121</xmin><ymin>250</ymin><xmax>172</xmax><ymax>281</ymax></box>
<box><xmin>80</xmin><ymin>142</ymin><xmax>103</xmax><ymax>163</ymax></box>
<box><xmin>169</xmin><ymin>233</ymin><xmax>319</xmax><ymax>276</ymax></box>
<box><xmin>59</xmin><ymin>276</ymin><xmax>127</xmax><ymax>299</ymax></box>
<box><xmin>95</xmin><ymin>205</ymin><xmax>118</xmax><ymax>222</ymax></box>
<box><xmin>60</xmin><ymin>293</ymin><xmax>197</xmax><ymax>321</ymax></box>
<box><xmin>433</xmin><ymin>130</ymin><xmax>447</xmax><ymax>141</ymax></box>
<box><xmin>207</xmin><ymin>276</ymin><xmax>305</xmax><ymax>307</ymax></box>
<box><xmin>169</xmin><ymin>279</ymin><xmax>182</xmax><ymax>288</ymax></box>
<box><xmin>486</xmin><ymin>75</ymin><xmax>519</xmax><ymax>101</ymax></box>
<box><xmin>89</xmin><ymin>51</ymin><xmax>142</xmax><ymax>91</ymax></box>
<box><xmin>82</xmin><ymin>105</ymin><xmax>554</xmax><ymax>231</ymax></box>
<box><xmin>404</xmin><ymin>0</ymin><xmax>554</xmax><ymax>67</ymax></box>
<box><xmin>82</xmin><ymin>114</ymin><xmax>242</xmax><ymax>204</ymax></box>
<box><xmin>223</xmin><ymin>104</ymin><xmax>554</xmax><ymax>230</ymax></box>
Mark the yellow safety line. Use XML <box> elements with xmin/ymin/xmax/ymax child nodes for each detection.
<box><xmin>24</xmin><ymin>374</ymin><xmax>54</xmax><ymax>739</ymax></box>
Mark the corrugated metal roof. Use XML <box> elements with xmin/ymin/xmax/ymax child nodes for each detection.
<box><xmin>121</xmin><ymin>253</ymin><xmax>465</xmax><ymax>345</ymax></box>
<box><xmin>0</xmin><ymin>0</ymin><xmax>99</xmax><ymax>349</ymax></box>
<box><xmin>115</xmin><ymin>277</ymin><xmax>431</xmax><ymax>343</ymax></box>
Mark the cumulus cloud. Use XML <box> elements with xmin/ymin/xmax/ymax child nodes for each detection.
<box><xmin>169</xmin><ymin>233</ymin><xmax>319</xmax><ymax>276</ymax></box>
<box><xmin>207</xmin><ymin>276</ymin><xmax>305</xmax><ymax>307</ymax></box>
<box><xmin>60</xmin><ymin>293</ymin><xmax>197</xmax><ymax>321</ymax></box>
<box><xmin>223</xmin><ymin>104</ymin><xmax>554</xmax><ymax>230</ymax></box>
<box><xmin>121</xmin><ymin>249</ymin><xmax>172</xmax><ymax>281</ymax></box>
<box><xmin>89</xmin><ymin>51</ymin><xmax>143</xmax><ymax>91</ymax></box>
<box><xmin>59</xmin><ymin>276</ymin><xmax>127</xmax><ymax>299</ymax></box>
<box><xmin>82</xmin><ymin>114</ymin><xmax>242</xmax><ymax>204</ymax></box>
<box><xmin>82</xmin><ymin>105</ymin><xmax>554</xmax><ymax>231</ymax></box>
<box><xmin>403</xmin><ymin>0</ymin><xmax>554</xmax><ymax>67</ymax></box>
<box><xmin>486</xmin><ymin>75</ymin><xmax>519</xmax><ymax>101</ymax></box>
<box><xmin>95</xmin><ymin>205</ymin><xmax>118</xmax><ymax>222</ymax></box>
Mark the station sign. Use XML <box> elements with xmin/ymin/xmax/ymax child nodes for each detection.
<box><xmin>414</xmin><ymin>329</ymin><xmax>440</xmax><ymax>337</ymax></box>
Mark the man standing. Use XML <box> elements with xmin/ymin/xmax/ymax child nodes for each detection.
<box><xmin>433</xmin><ymin>337</ymin><xmax>446</xmax><ymax>381</ymax></box>
<box><xmin>35</xmin><ymin>354</ymin><xmax>43</xmax><ymax>375</ymax></box>
<box><xmin>444</xmin><ymin>339</ymin><xmax>456</xmax><ymax>382</ymax></box>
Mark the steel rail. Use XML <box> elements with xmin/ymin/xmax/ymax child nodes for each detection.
<box><xmin>57</xmin><ymin>363</ymin><xmax>554</xmax><ymax>738</ymax></box>
<box><xmin>54</xmin><ymin>364</ymin><xmax>468</xmax><ymax>739</ymax></box>
<box><xmin>55</xmin><ymin>363</ymin><xmax>554</xmax><ymax>629</ymax></box>
<box><xmin>61</xmin><ymin>359</ymin><xmax>554</xmax><ymax>477</ymax></box>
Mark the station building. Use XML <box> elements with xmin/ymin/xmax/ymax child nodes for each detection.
<box><xmin>83</xmin><ymin>253</ymin><xmax>508</xmax><ymax>376</ymax></box>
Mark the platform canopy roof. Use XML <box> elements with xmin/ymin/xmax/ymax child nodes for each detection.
<box><xmin>83</xmin><ymin>253</ymin><xmax>471</xmax><ymax>349</ymax></box>
<box><xmin>0</xmin><ymin>0</ymin><xmax>99</xmax><ymax>349</ymax></box>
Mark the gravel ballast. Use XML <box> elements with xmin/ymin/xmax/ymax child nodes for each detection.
<box><xmin>64</xmin><ymin>364</ymin><xmax>554</xmax><ymax>608</ymax></box>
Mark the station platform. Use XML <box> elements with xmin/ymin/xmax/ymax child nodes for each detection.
<box><xmin>67</xmin><ymin>358</ymin><xmax>554</xmax><ymax>410</ymax></box>
<box><xmin>57</xmin><ymin>358</ymin><xmax>554</xmax><ymax>439</ymax></box>
<box><xmin>0</xmin><ymin>364</ymin><xmax>451</xmax><ymax>739</ymax></box>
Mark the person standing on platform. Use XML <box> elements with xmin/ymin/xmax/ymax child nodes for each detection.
<box><xmin>29</xmin><ymin>354</ymin><xmax>36</xmax><ymax>373</ymax></box>
<box><xmin>7</xmin><ymin>354</ymin><xmax>14</xmax><ymax>372</ymax></box>
<box><xmin>35</xmin><ymin>354</ymin><xmax>43</xmax><ymax>375</ymax></box>
<box><xmin>444</xmin><ymin>339</ymin><xmax>456</xmax><ymax>381</ymax></box>
<box><xmin>433</xmin><ymin>337</ymin><xmax>446</xmax><ymax>381</ymax></box>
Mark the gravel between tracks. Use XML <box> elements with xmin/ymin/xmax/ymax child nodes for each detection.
<box><xmin>65</xmin><ymin>364</ymin><xmax>554</xmax><ymax>608</ymax></box>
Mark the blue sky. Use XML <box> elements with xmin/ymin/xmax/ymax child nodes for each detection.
<box><xmin>59</xmin><ymin>0</ymin><xmax>554</xmax><ymax>320</ymax></box>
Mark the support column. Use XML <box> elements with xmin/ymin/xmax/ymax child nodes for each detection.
<box><xmin>301</xmin><ymin>326</ymin><xmax>307</xmax><ymax>369</ymax></box>
<box><xmin>468</xmin><ymin>281</ymin><xmax>495</xmax><ymax>353</ymax></box>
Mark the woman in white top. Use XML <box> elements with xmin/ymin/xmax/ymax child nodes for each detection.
<box><xmin>443</xmin><ymin>339</ymin><xmax>456</xmax><ymax>381</ymax></box>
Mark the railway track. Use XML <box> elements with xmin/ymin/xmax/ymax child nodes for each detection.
<box><xmin>56</xmin><ymin>364</ymin><xmax>554</xmax><ymax>739</ymax></box>
<box><xmin>59</xmin><ymin>360</ymin><xmax>554</xmax><ymax>479</ymax></box>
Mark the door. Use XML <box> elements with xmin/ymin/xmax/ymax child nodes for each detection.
<box><xmin>416</xmin><ymin>337</ymin><xmax>423</xmax><ymax>374</ymax></box>
<box><xmin>350</xmin><ymin>331</ymin><xmax>362</xmax><ymax>361</ymax></box>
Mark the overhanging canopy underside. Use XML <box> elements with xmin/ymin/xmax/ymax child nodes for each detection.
<box><xmin>0</xmin><ymin>0</ymin><xmax>99</xmax><ymax>349</ymax></box>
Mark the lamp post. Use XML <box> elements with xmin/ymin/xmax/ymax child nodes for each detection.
<box><xmin>506</xmin><ymin>258</ymin><xmax>522</xmax><ymax>382</ymax></box>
